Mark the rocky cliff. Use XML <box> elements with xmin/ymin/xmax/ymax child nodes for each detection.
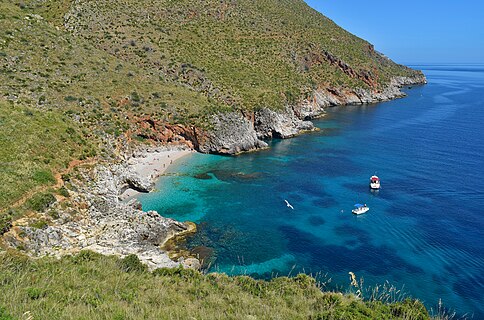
<box><xmin>3</xmin><ymin>147</ymin><xmax>200</xmax><ymax>271</ymax></box>
<box><xmin>188</xmin><ymin>74</ymin><xmax>426</xmax><ymax>155</ymax></box>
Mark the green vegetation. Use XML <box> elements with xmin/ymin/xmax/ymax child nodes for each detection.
<box><xmin>0</xmin><ymin>101</ymin><xmax>89</xmax><ymax>210</ymax></box>
<box><xmin>26</xmin><ymin>192</ymin><xmax>56</xmax><ymax>212</ymax></box>
<box><xmin>34</xmin><ymin>0</ymin><xmax>420</xmax><ymax>110</ymax></box>
<box><xmin>1</xmin><ymin>0</ymin><xmax>421</xmax><ymax>116</ymax></box>
<box><xmin>0</xmin><ymin>251</ymin><xmax>432</xmax><ymax>319</ymax></box>
<box><xmin>0</xmin><ymin>0</ymin><xmax>422</xmax><ymax>210</ymax></box>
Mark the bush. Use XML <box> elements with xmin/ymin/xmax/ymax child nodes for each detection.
<box><xmin>0</xmin><ymin>306</ymin><xmax>14</xmax><ymax>320</ymax></box>
<box><xmin>27</xmin><ymin>192</ymin><xmax>56</xmax><ymax>212</ymax></box>
<box><xmin>0</xmin><ymin>216</ymin><xmax>12</xmax><ymax>235</ymax></box>
<box><xmin>294</xmin><ymin>273</ymin><xmax>317</xmax><ymax>288</ymax></box>
<box><xmin>32</xmin><ymin>169</ymin><xmax>56</xmax><ymax>184</ymax></box>
<box><xmin>64</xmin><ymin>96</ymin><xmax>77</xmax><ymax>102</ymax></box>
<box><xmin>57</xmin><ymin>186</ymin><xmax>70</xmax><ymax>197</ymax></box>
<box><xmin>26</xmin><ymin>287</ymin><xmax>46</xmax><ymax>300</ymax></box>
<box><xmin>47</xmin><ymin>210</ymin><xmax>60</xmax><ymax>219</ymax></box>
<box><xmin>30</xmin><ymin>219</ymin><xmax>48</xmax><ymax>230</ymax></box>
<box><xmin>72</xmin><ymin>250</ymin><xmax>103</xmax><ymax>264</ymax></box>
<box><xmin>153</xmin><ymin>266</ymin><xmax>201</xmax><ymax>279</ymax></box>
<box><xmin>119</xmin><ymin>254</ymin><xmax>147</xmax><ymax>273</ymax></box>
<box><xmin>391</xmin><ymin>298</ymin><xmax>429</xmax><ymax>320</ymax></box>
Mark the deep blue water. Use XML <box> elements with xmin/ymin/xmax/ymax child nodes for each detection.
<box><xmin>139</xmin><ymin>65</ymin><xmax>484</xmax><ymax>317</ymax></box>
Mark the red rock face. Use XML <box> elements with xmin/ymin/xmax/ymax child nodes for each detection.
<box><xmin>133</xmin><ymin>116</ymin><xmax>205</xmax><ymax>150</ymax></box>
<box><xmin>301</xmin><ymin>50</ymin><xmax>379</xmax><ymax>89</ymax></box>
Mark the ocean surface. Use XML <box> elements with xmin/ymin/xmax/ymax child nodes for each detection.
<box><xmin>138</xmin><ymin>65</ymin><xmax>484</xmax><ymax>317</ymax></box>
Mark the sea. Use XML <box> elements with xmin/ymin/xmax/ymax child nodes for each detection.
<box><xmin>138</xmin><ymin>64</ymin><xmax>484</xmax><ymax>318</ymax></box>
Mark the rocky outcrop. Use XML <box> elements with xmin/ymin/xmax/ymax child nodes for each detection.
<box><xmin>125</xmin><ymin>74</ymin><xmax>425</xmax><ymax>156</ymax></box>
<box><xmin>193</xmin><ymin>108</ymin><xmax>317</xmax><ymax>154</ymax></box>
<box><xmin>299</xmin><ymin>75</ymin><xmax>427</xmax><ymax>114</ymax></box>
<box><xmin>121</xmin><ymin>171</ymin><xmax>154</xmax><ymax>193</ymax></box>
<box><xmin>197</xmin><ymin>112</ymin><xmax>268</xmax><ymax>154</ymax></box>
<box><xmin>3</xmin><ymin>147</ymin><xmax>199</xmax><ymax>271</ymax></box>
<box><xmin>255</xmin><ymin>106</ymin><xmax>315</xmax><ymax>139</ymax></box>
<box><xmin>192</xmin><ymin>74</ymin><xmax>426</xmax><ymax>154</ymax></box>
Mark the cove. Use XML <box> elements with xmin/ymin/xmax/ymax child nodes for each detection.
<box><xmin>138</xmin><ymin>65</ymin><xmax>484</xmax><ymax>317</ymax></box>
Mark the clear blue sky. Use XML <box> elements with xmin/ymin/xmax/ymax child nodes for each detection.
<box><xmin>304</xmin><ymin>1</ymin><xmax>484</xmax><ymax>64</ymax></box>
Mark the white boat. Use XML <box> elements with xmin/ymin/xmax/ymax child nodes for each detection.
<box><xmin>352</xmin><ymin>203</ymin><xmax>369</xmax><ymax>215</ymax></box>
<box><xmin>369</xmin><ymin>175</ymin><xmax>380</xmax><ymax>189</ymax></box>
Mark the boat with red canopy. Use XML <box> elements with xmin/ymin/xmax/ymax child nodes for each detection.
<box><xmin>370</xmin><ymin>175</ymin><xmax>380</xmax><ymax>189</ymax></box>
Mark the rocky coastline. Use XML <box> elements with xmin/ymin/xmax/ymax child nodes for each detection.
<box><xmin>3</xmin><ymin>146</ymin><xmax>200</xmax><ymax>271</ymax></box>
<box><xmin>1</xmin><ymin>75</ymin><xmax>425</xmax><ymax>270</ymax></box>
<box><xmin>198</xmin><ymin>75</ymin><xmax>426</xmax><ymax>155</ymax></box>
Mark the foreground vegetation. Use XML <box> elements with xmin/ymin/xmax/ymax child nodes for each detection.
<box><xmin>0</xmin><ymin>250</ymin><xmax>432</xmax><ymax>320</ymax></box>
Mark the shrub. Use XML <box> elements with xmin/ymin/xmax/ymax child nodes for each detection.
<box><xmin>119</xmin><ymin>254</ymin><xmax>147</xmax><ymax>273</ymax></box>
<box><xmin>47</xmin><ymin>210</ymin><xmax>60</xmax><ymax>219</ymax></box>
<box><xmin>0</xmin><ymin>216</ymin><xmax>12</xmax><ymax>235</ymax></box>
<box><xmin>294</xmin><ymin>273</ymin><xmax>316</xmax><ymax>288</ymax></box>
<box><xmin>32</xmin><ymin>169</ymin><xmax>56</xmax><ymax>184</ymax></box>
<box><xmin>26</xmin><ymin>287</ymin><xmax>45</xmax><ymax>300</ymax></box>
<box><xmin>391</xmin><ymin>298</ymin><xmax>429</xmax><ymax>320</ymax></box>
<box><xmin>153</xmin><ymin>266</ymin><xmax>201</xmax><ymax>279</ymax></box>
<box><xmin>27</xmin><ymin>192</ymin><xmax>56</xmax><ymax>212</ymax></box>
<box><xmin>72</xmin><ymin>250</ymin><xmax>103</xmax><ymax>264</ymax></box>
<box><xmin>57</xmin><ymin>186</ymin><xmax>70</xmax><ymax>197</ymax></box>
<box><xmin>30</xmin><ymin>219</ymin><xmax>48</xmax><ymax>230</ymax></box>
<box><xmin>64</xmin><ymin>96</ymin><xmax>77</xmax><ymax>102</ymax></box>
<box><xmin>0</xmin><ymin>306</ymin><xmax>14</xmax><ymax>320</ymax></box>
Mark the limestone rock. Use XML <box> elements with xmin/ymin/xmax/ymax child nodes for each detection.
<box><xmin>122</xmin><ymin>172</ymin><xmax>154</xmax><ymax>193</ymax></box>
<box><xmin>3</xmin><ymin>146</ymin><xmax>195</xmax><ymax>271</ymax></box>
<box><xmin>198</xmin><ymin>112</ymin><xmax>268</xmax><ymax>154</ymax></box>
<box><xmin>255</xmin><ymin>107</ymin><xmax>315</xmax><ymax>139</ymax></box>
<box><xmin>180</xmin><ymin>257</ymin><xmax>202</xmax><ymax>270</ymax></box>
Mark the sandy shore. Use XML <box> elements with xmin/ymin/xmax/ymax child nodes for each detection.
<box><xmin>120</xmin><ymin>149</ymin><xmax>193</xmax><ymax>200</ymax></box>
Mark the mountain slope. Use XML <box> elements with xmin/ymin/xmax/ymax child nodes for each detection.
<box><xmin>59</xmin><ymin>0</ymin><xmax>422</xmax><ymax>110</ymax></box>
<box><xmin>0</xmin><ymin>0</ymin><xmax>425</xmax><ymax>210</ymax></box>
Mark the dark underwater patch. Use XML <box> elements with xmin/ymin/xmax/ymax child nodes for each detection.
<box><xmin>194</xmin><ymin>172</ymin><xmax>212</xmax><ymax>180</ymax></box>
<box><xmin>158</xmin><ymin>202</ymin><xmax>198</xmax><ymax>217</ymax></box>
<box><xmin>333</xmin><ymin>224</ymin><xmax>371</xmax><ymax>244</ymax></box>
<box><xmin>311</xmin><ymin>196</ymin><xmax>338</xmax><ymax>208</ymax></box>
<box><xmin>278</xmin><ymin>225</ymin><xmax>424</xmax><ymax>276</ymax></box>
<box><xmin>187</xmin><ymin>221</ymin><xmax>285</xmax><ymax>267</ymax></box>
<box><xmin>308</xmin><ymin>215</ymin><xmax>326</xmax><ymax>226</ymax></box>
<box><xmin>211</xmin><ymin>170</ymin><xmax>264</xmax><ymax>183</ymax></box>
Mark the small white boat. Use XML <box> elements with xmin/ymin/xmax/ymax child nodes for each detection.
<box><xmin>352</xmin><ymin>203</ymin><xmax>369</xmax><ymax>215</ymax></box>
<box><xmin>370</xmin><ymin>175</ymin><xmax>380</xmax><ymax>189</ymax></box>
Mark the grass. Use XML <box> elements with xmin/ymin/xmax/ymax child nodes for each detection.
<box><xmin>0</xmin><ymin>250</ymin><xmax>433</xmax><ymax>320</ymax></box>
<box><xmin>0</xmin><ymin>101</ymin><xmax>90</xmax><ymax>210</ymax></box>
<box><xmin>47</xmin><ymin>0</ymin><xmax>421</xmax><ymax>110</ymax></box>
<box><xmin>0</xmin><ymin>1</ymin><xmax>227</xmax><ymax>212</ymax></box>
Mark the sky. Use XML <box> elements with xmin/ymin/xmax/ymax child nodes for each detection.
<box><xmin>304</xmin><ymin>0</ymin><xmax>484</xmax><ymax>64</ymax></box>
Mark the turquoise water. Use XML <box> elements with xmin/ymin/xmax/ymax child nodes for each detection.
<box><xmin>138</xmin><ymin>65</ymin><xmax>484</xmax><ymax>317</ymax></box>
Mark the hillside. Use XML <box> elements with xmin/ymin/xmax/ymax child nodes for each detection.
<box><xmin>3</xmin><ymin>0</ymin><xmax>424</xmax><ymax>113</ymax></box>
<box><xmin>0</xmin><ymin>0</ymin><xmax>425</xmax><ymax>210</ymax></box>
<box><xmin>0</xmin><ymin>250</ymin><xmax>432</xmax><ymax>319</ymax></box>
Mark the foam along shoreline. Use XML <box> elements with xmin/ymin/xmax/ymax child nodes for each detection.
<box><xmin>120</xmin><ymin>149</ymin><xmax>193</xmax><ymax>200</ymax></box>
